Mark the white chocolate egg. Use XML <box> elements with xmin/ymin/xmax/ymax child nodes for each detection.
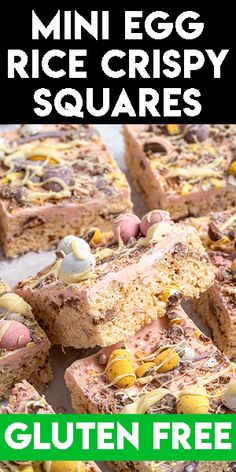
<box><xmin>58</xmin><ymin>252</ymin><xmax>96</xmax><ymax>283</ymax></box>
<box><xmin>181</xmin><ymin>346</ymin><xmax>195</xmax><ymax>361</ymax></box>
<box><xmin>57</xmin><ymin>235</ymin><xmax>90</xmax><ymax>256</ymax></box>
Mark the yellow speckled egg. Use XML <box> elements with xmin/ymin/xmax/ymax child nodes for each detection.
<box><xmin>44</xmin><ymin>462</ymin><xmax>85</xmax><ymax>472</ymax></box>
<box><xmin>106</xmin><ymin>348</ymin><xmax>135</xmax><ymax>388</ymax></box>
<box><xmin>19</xmin><ymin>466</ymin><xmax>35</xmax><ymax>472</ymax></box>
<box><xmin>136</xmin><ymin>362</ymin><xmax>156</xmax><ymax>378</ymax></box>
<box><xmin>177</xmin><ymin>385</ymin><xmax>209</xmax><ymax>414</ymax></box>
<box><xmin>229</xmin><ymin>161</ymin><xmax>236</xmax><ymax>177</ymax></box>
<box><xmin>154</xmin><ymin>348</ymin><xmax>180</xmax><ymax>373</ymax></box>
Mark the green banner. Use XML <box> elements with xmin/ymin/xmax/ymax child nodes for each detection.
<box><xmin>0</xmin><ymin>414</ymin><xmax>236</xmax><ymax>461</ymax></box>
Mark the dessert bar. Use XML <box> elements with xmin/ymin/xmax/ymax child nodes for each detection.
<box><xmin>65</xmin><ymin>305</ymin><xmax>236</xmax><ymax>415</ymax></box>
<box><xmin>189</xmin><ymin>209</ymin><xmax>236</xmax><ymax>358</ymax></box>
<box><xmin>0</xmin><ymin>124</ymin><xmax>132</xmax><ymax>257</ymax></box>
<box><xmin>0</xmin><ymin>380</ymin><xmax>100</xmax><ymax>472</ymax></box>
<box><xmin>0</xmin><ymin>279</ymin><xmax>52</xmax><ymax>399</ymax></box>
<box><xmin>65</xmin><ymin>305</ymin><xmax>236</xmax><ymax>471</ymax></box>
<box><xmin>16</xmin><ymin>211</ymin><xmax>214</xmax><ymax>349</ymax></box>
<box><xmin>107</xmin><ymin>461</ymin><xmax>236</xmax><ymax>472</ymax></box>
<box><xmin>124</xmin><ymin>124</ymin><xmax>236</xmax><ymax>220</ymax></box>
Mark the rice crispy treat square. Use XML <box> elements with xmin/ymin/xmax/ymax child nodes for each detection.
<box><xmin>124</xmin><ymin>124</ymin><xmax>236</xmax><ymax>220</ymax></box>
<box><xmin>0</xmin><ymin>124</ymin><xmax>132</xmax><ymax>258</ymax></box>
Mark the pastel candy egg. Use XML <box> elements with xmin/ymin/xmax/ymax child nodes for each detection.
<box><xmin>44</xmin><ymin>462</ymin><xmax>85</xmax><ymax>472</ymax></box>
<box><xmin>112</xmin><ymin>213</ymin><xmax>140</xmax><ymax>244</ymax></box>
<box><xmin>58</xmin><ymin>252</ymin><xmax>96</xmax><ymax>283</ymax></box>
<box><xmin>58</xmin><ymin>236</ymin><xmax>90</xmax><ymax>256</ymax></box>
<box><xmin>140</xmin><ymin>210</ymin><xmax>171</xmax><ymax>236</ymax></box>
<box><xmin>106</xmin><ymin>348</ymin><xmax>136</xmax><ymax>388</ymax></box>
<box><xmin>181</xmin><ymin>346</ymin><xmax>195</xmax><ymax>362</ymax></box>
<box><xmin>177</xmin><ymin>385</ymin><xmax>209</xmax><ymax>414</ymax></box>
<box><xmin>0</xmin><ymin>320</ymin><xmax>31</xmax><ymax>350</ymax></box>
<box><xmin>154</xmin><ymin>348</ymin><xmax>180</xmax><ymax>373</ymax></box>
<box><xmin>136</xmin><ymin>362</ymin><xmax>156</xmax><ymax>378</ymax></box>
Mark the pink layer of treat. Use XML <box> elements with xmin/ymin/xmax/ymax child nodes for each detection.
<box><xmin>65</xmin><ymin>306</ymin><xmax>234</xmax><ymax>414</ymax></box>
<box><xmin>0</xmin><ymin>335</ymin><xmax>50</xmax><ymax>368</ymax></box>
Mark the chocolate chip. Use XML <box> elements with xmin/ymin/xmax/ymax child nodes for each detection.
<box><xmin>0</xmin><ymin>186</ymin><xmax>26</xmax><ymax>205</ymax></box>
<box><xmin>208</xmin><ymin>221</ymin><xmax>223</xmax><ymax>242</ymax></box>
<box><xmin>143</xmin><ymin>140</ymin><xmax>167</xmax><ymax>154</ymax></box>
<box><xmin>23</xmin><ymin>216</ymin><xmax>44</xmax><ymax>229</ymax></box>
<box><xmin>184</xmin><ymin>125</ymin><xmax>209</xmax><ymax>143</ymax></box>
<box><xmin>42</xmin><ymin>165</ymin><xmax>75</xmax><ymax>192</ymax></box>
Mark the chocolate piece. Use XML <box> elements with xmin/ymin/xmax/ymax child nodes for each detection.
<box><xmin>184</xmin><ymin>125</ymin><xmax>209</xmax><ymax>143</ymax></box>
<box><xmin>42</xmin><ymin>165</ymin><xmax>75</xmax><ymax>192</ymax></box>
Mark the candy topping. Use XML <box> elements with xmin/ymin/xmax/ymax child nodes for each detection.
<box><xmin>0</xmin><ymin>319</ymin><xmax>31</xmax><ymax>350</ymax></box>
<box><xmin>112</xmin><ymin>213</ymin><xmax>141</xmax><ymax>244</ymax></box>
<box><xmin>57</xmin><ymin>235</ymin><xmax>95</xmax><ymax>283</ymax></box>
<box><xmin>140</xmin><ymin>210</ymin><xmax>170</xmax><ymax>236</ymax></box>
<box><xmin>154</xmin><ymin>348</ymin><xmax>180</xmax><ymax>373</ymax></box>
<box><xmin>106</xmin><ymin>348</ymin><xmax>136</xmax><ymax>388</ymax></box>
<box><xmin>177</xmin><ymin>385</ymin><xmax>209</xmax><ymax>414</ymax></box>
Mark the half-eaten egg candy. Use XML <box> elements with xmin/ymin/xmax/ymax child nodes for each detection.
<box><xmin>106</xmin><ymin>348</ymin><xmax>136</xmax><ymax>388</ymax></box>
<box><xmin>57</xmin><ymin>235</ymin><xmax>90</xmax><ymax>256</ymax></box>
<box><xmin>112</xmin><ymin>213</ymin><xmax>141</xmax><ymax>244</ymax></box>
<box><xmin>177</xmin><ymin>385</ymin><xmax>209</xmax><ymax>414</ymax></box>
<box><xmin>58</xmin><ymin>251</ymin><xmax>96</xmax><ymax>283</ymax></box>
<box><xmin>136</xmin><ymin>362</ymin><xmax>156</xmax><ymax>378</ymax></box>
<box><xmin>0</xmin><ymin>319</ymin><xmax>31</xmax><ymax>350</ymax></box>
<box><xmin>140</xmin><ymin>210</ymin><xmax>171</xmax><ymax>236</ymax></box>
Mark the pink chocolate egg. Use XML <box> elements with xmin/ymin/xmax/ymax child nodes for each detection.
<box><xmin>140</xmin><ymin>210</ymin><xmax>171</xmax><ymax>236</ymax></box>
<box><xmin>112</xmin><ymin>213</ymin><xmax>141</xmax><ymax>244</ymax></box>
<box><xmin>0</xmin><ymin>320</ymin><xmax>31</xmax><ymax>351</ymax></box>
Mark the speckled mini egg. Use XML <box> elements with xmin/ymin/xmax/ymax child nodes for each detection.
<box><xmin>0</xmin><ymin>320</ymin><xmax>31</xmax><ymax>350</ymax></box>
<box><xmin>177</xmin><ymin>385</ymin><xmax>209</xmax><ymax>414</ymax></box>
<box><xmin>112</xmin><ymin>213</ymin><xmax>141</xmax><ymax>244</ymax></box>
<box><xmin>136</xmin><ymin>362</ymin><xmax>155</xmax><ymax>378</ymax></box>
<box><xmin>106</xmin><ymin>348</ymin><xmax>135</xmax><ymax>388</ymax></box>
<box><xmin>140</xmin><ymin>210</ymin><xmax>171</xmax><ymax>236</ymax></box>
<box><xmin>58</xmin><ymin>252</ymin><xmax>96</xmax><ymax>283</ymax></box>
<box><xmin>57</xmin><ymin>236</ymin><xmax>90</xmax><ymax>256</ymax></box>
<box><xmin>154</xmin><ymin>348</ymin><xmax>180</xmax><ymax>373</ymax></box>
<box><xmin>44</xmin><ymin>462</ymin><xmax>84</xmax><ymax>472</ymax></box>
